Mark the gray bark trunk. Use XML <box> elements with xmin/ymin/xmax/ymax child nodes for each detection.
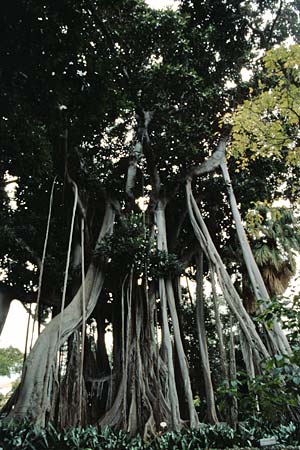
<box><xmin>126</xmin><ymin>111</ymin><xmax>153</xmax><ymax>200</ymax></box>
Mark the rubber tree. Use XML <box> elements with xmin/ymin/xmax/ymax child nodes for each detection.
<box><xmin>1</xmin><ymin>0</ymin><xmax>300</xmax><ymax>436</ymax></box>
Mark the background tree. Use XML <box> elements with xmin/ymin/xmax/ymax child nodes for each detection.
<box><xmin>0</xmin><ymin>347</ymin><xmax>23</xmax><ymax>409</ymax></box>
<box><xmin>0</xmin><ymin>347</ymin><xmax>23</xmax><ymax>378</ymax></box>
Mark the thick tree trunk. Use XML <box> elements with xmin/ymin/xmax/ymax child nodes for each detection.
<box><xmin>99</xmin><ymin>198</ymin><xmax>183</xmax><ymax>434</ymax></box>
<box><xmin>99</xmin><ymin>279</ymin><xmax>176</xmax><ymax>438</ymax></box>
<box><xmin>6</xmin><ymin>204</ymin><xmax>115</xmax><ymax>425</ymax></box>
<box><xmin>57</xmin><ymin>331</ymin><xmax>88</xmax><ymax>428</ymax></box>
<box><xmin>126</xmin><ymin>110</ymin><xmax>152</xmax><ymax>201</ymax></box>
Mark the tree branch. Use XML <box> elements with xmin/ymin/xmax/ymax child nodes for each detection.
<box><xmin>187</xmin><ymin>137</ymin><xmax>228</xmax><ymax>180</ymax></box>
<box><xmin>2</xmin><ymin>177</ymin><xmax>18</xmax><ymax>187</ymax></box>
<box><xmin>126</xmin><ymin>110</ymin><xmax>153</xmax><ymax>202</ymax></box>
<box><xmin>267</xmin><ymin>0</ymin><xmax>284</xmax><ymax>47</ymax></box>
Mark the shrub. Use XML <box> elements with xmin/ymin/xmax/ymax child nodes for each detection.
<box><xmin>1</xmin><ymin>419</ymin><xmax>300</xmax><ymax>450</ymax></box>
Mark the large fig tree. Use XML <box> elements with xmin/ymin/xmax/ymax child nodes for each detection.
<box><xmin>1</xmin><ymin>0</ymin><xmax>300</xmax><ymax>436</ymax></box>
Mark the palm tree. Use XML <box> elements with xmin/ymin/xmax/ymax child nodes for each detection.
<box><xmin>244</xmin><ymin>203</ymin><xmax>300</xmax><ymax>312</ymax></box>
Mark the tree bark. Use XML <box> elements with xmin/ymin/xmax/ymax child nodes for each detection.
<box><xmin>57</xmin><ymin>331</ymin><xmax>88</xmax><ymax>428</ymax></box>
<box><xmin>158</xmin><ymin>277</ymin><xmax>182</xmax><ymax>429</ymax></box>
<box><xmin>99</xmin><ymin>278</ymin><xmax>177</xmax><ymax>437</ymax></box>
<box><xmin>126</xmin><ymin>110</ymin><xmax>153</xmax><ymax>201</ymax></box>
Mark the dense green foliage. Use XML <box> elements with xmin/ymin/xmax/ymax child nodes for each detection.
<box><xmin>1</xmin><ymin>420</ymin><xmax>300</xmax><ymax>450</ymax></box>
<box><xmin>0</xmin><ymin>347</ymin><xmax>23</xmax><ymax>409</ymax></box>
<box><xmin>95</xmin><ymin>213</ymin><xmax>184</xmax><ymax>277</ymax></box>
<box><xmin>0</xmin><ymin>347</ymin><xmax>23</xmax><ymax>378</ymax></box>
<box><xmin>230</xmin><ymin>45</ymin><xmax>300</xmax><ymax>168</ymax></box>
<box><xmin>1</xmin><ymin>0</ymin><xmax>299</xmax><ymax>299</ymax></box>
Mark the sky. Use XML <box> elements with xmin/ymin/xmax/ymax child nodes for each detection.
<box><xmin>0</xmin><ymin>302</ymin><xmax>28</xmax><ymax>392</ymax></box>
<box><xmin>0</xmin><ymin>300</ymin><xmax>38</xmax><ymax>352</ymax></box>
<box><xmin>0</xmin><ymin>302</ymin><xmax>40</xmax><ymax>393</ymax></box>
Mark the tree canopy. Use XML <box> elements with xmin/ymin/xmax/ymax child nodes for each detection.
<box><xmin>230</xmin><ymin>44</ymin><xmax>300</xmax><ymax>169</ymax></box>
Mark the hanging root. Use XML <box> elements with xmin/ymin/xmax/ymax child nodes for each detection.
<box><xmin>155</xmin><ymin>201</ymin><xmax>199</xmax><ymax>428</ymax></box>
<box><xmin>79</xmin><ymin>217</ymin><xmax>86</xmax><ymax>423</ymax></box>
<box><xmin>99</xmin><ymin>274</ymin><xmax>184</xmax><ymax>437</ymax></box>
<box><xmin>186</xmin><ymin>180</ymin><xmax>269</xmax><ymax>361</ymax></box>
<box><xmin>220</xmin><ymin>159</ymin><xmax>291</xmax><ymax>356</ymax></box>
<box><xmin>6</xmin><ymin>204</ymin><xmax>115</xmax><ymax>426</ymax></box>
<box><xmin>195</xmin><ymin>252</ymin><xmax>218</xmax><ymax>424</ymax></box>
<box><xmin>30</xmin><ymin>177</ymin><xmax>57</xmax><ymax>347</ymax></box>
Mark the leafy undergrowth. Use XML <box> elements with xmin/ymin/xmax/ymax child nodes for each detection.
<box><xmin>0</xmin><ymin>419</ymin><xmax>300</xmax><ymax>450</ymax></box>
